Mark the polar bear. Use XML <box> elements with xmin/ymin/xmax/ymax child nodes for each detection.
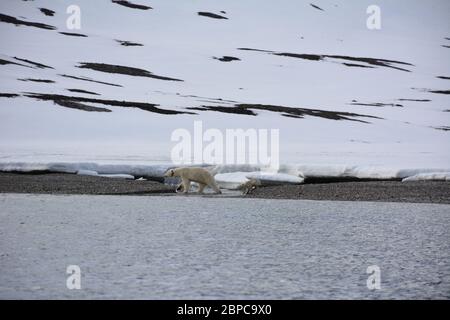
<box><xmin>164</xmin><ymin>167</ymin><xmax>222</xmax><ymax>194</ymax></box>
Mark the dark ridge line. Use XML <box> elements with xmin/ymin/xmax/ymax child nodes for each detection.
<box><xmin>326</xmin><ymin>54</ymin><xmax>413</xmax><ymax>69</ymax></box>
<box><xmin>53</xmin><ymin>100</ymin><xmax>112</xmax><ymax>112</ymax></box>
<box><xmin>59</xmin><ymin>32</ymin><xmax>87</xmax><ymax>37</ymax></box>
<box><xmin>67</xmin><ymin>89</ymin><xmax>100</xmax><ymax>95</ymax></box>
<box><xmin>443</xmin><ymin>110</ymin><xmax>450</xmax><ymax>112</ymax></box>
<box><xmin>442</xmin><ymin>45</ymin><xmax>450</xmax><ymax>48</ymax></box>
<box><xmin>24</xmin><ymin>93</ymin><xmax>195</xmax><ymax>115</ymax></box>
<box><xmin>0</xmin><ymin>93</ymin><xmax>19</xmax><ymax>98</ymax></box>
<box><xmin>0</xmin><ymin>58</ymin><xmax>32</xmax><ymax>68</ymax></box>
<box><xmin>188</xmin><ymin>104</ymin><xmax>381</xmax><ymax>123</ymax></box>
<box><xmin>175</xmin><ymin>93</ymin><xmax>239</xmax><ymax>104</ymax></box>
<box><xmin>213</xmin><ymin>56</ymin><xmax>241</xmax><ymax>62</ymax></box>
<box><xmin>237</xmin><ymin>48</ymin><xmax>274</xmax><ymax>53</ymax></box>
<box><xmin>310</xmin><ymin>3</ymin><xmax>324</xmax><ymax>11</ymax></box>
<box><xmin>0</xmin><ymin>13</ymin><xmax>56</xmax><ymax>30</ymax></box>
<box><xmin>59</xmin><ymin>74</ymin><xmax>123</xmax><ymax>88</ymax></box>
<box><xmin>282</xmin><ymin>114</ymin><xmax>303</xmax><ymax>119</ymax></box>
<box><xmin>342</xmin><ymin>63</ymin><xmax>374</xmax><ymax>68</ymax></box>
<box><xmin>196</xmin><ymin>99</ymin><xmax>235</xmax><ymax>105</ymax></box>
<box><xmin>14</xmin><ymin>57</ymin><xmax>53</xmax><ymax>69</ymax></box>
<box><xmin>429</xmin><ymin>90</ymin><xmax>450</xmax><ymax>95</ymax></box>
<box><xmin>349</xmin><ymin>102</ymin><xmax>403</xmax><ymax>108</ymax></box>
<box><xmin>77</xmin><ymin>62</ymin><xmax>184</xmax><ymax>82</ymax></box>
<box><xmin>433</xmin><ymin>126</ymin><xmax>450</xmax><ymax>131</ymax></box>
<box><xmin>238</xmin><ymin>104</ymin><xmax>381</xmax><ymax>123</ymax></box>
<box><xmin>187</xmin><ymin>106</ymin><xmax>256</xmax><ymax>116</ymax></box>
<box><xmin>198</xmin><ymin>12</ymin><xmax>228</xmax><ymax>20</ymax></box>
<box><xmin>437</xmin><ymin>76</ymin><xmax>450</xmax><ymax>80</ymax></box>
<box><xmin>398</xmin><ymin>99</ymin><xmax>431</xmax><ymax>102</ymax></box>
<box><xmin>18</xmin><ymin>78</ymin><xmax>55</xmax><ymax>83</ymax></box>
<box><xmin>277</xmin><ymin>52</ymin><xmax>412</xmax><ymax>72</ymax></box>
<box><xmin>111</xmin><ymin>0</ymin><xmax>152</xmax><ymax>10</ymax></box>
<box><xmin>39</xmin><ymin>8</ymin><xmax>55</xmax><ymax>16</ymax></box>
<box><xmin>275</xmin><ymin>52</ymin><xmax>322</xmax><ymax>61</ymax></box>
<box><xmin>238</xmin><ymin>47</ymin><xmax>413</xmax><ymax>72</ymax></box>
<box><xmin>116</xmin><ymin>40</ymin><xmax>143</xmax><ymax>47</ymax></box>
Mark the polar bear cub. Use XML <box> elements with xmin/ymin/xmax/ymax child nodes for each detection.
<box><xmin>164</xmin><ymin>167</ymin><xmax>222</xmax><ymax>194</ymax></box>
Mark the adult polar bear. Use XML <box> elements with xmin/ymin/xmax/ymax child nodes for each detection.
<box><xmin>164</xmin><ymin>167</ymin><xmax>222</xmax><ymax>194</ymax></box>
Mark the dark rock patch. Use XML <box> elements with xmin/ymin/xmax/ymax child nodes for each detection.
<box><xmin>77</xmin><ymin>62</ymin><xmax>183</xmax><ymax>82</ymax></box>
<box><xmin>59</xmin><ymin>32</ymin><xmax>87</xmax><ymax>37</ymax></box>
<box><xmin>59</xmin><ymin>74</ymin><xmax>123</xmax><ymax>88</ymax></box>
<box><xmin>19</xmin><ymin>78</ymin><xmax>55</xmax><ymax>83</ymax></box>
<box><xmin>116</xmin><ymin>40</ymin><xmax>143</xmax><ymax>47</ymax></box>
<box><xmin>53</xmin><ymin>100</ymin><xmax>111</xmax><ymax>112</ymax></box>
<box><xmin>429</xmin><ymin>90</ymin><xmax>450</xmax><ymax>95</ymax></box>
<box><xmin>433</xmin><ymin>126</ymin><xmax>450</xmax><ymax>131</ymax></box>
<box><xmin>0</xmin><ymin>93</ymin><xmax>19</xmax><ymax>98</ymax></box>
<box><xmin>349</xmin><ymin>102</ymin><xmax>403</xmax><ymax>107</ymax></box>
<box><xmin>213</xmin><ymin>56</ymin><xmax>240</xmax><ymax>62</ymax></box>
<box><xmin>13</xmin><ymin>57</ymin><xmax>53</xmax><ymax>69</ymax></box>
<box><xmin>0</xmin><ymin>58</ymin><xmax>31</xmax><ymax>68</ymax></box>
<box><xmin>39</xmin><ymin>8</ymin><xmax>55</xmax><ymax>16</ymax></box>
<box><xmin>310</xmin><ymin>3</ymin><xmax>324</xmax><ymax>11</ymax></box>
<box><xmin>0</xmin><ymin>13</ymin><xmax>56</xmax><ymax>30</ymax></box>
<box><xmin>176</xmin><ymin>93</ymin><xmax>238</xmax><ymax>104</ymax></box>
<box><xmin>437</xmin><ymin>76</ymin><xmax>450</xmax><ymax>80</ymax></box>
<box><xmin>188</xmin><ymin>103</ymin><xmax>381</xmax><ymax>123</ymax></box>
<box><xmin>398</xmin><ymin>99</ymin><xmax>431</xmax><ymax>102</ymax></box>
<box><xmin>342</xmin><ymin>63</ymin><xmax>374</xmax><ymax>68</ymax></box>
<box><xmin>67</xmin><ymin>89</ymin><xmax>100</xmax><ymax>95</ymax></box>
<box><xmin>25</xmin><ymin>93</ymin><xmax>195</xmax><ymax>115</ymax></box>
<box><xmin>187</xmin><ymin>105</ymin><xmax>257</xmax><ymax>116</ymax></box>
<box><xmin>111</xmin><ymin>0</ymin><xmax>152</xmax><ymax>10</ymax></box>
<box><xmin>198</xmin><ymin>12</ymin><xmax>228</xmax><ymax>20</ymax></box>
<box><xmin>237</xmin><ymin>48</ymin><xmax>274</xmax><ymax>53</ymax></box>
<box><xmin>238</xmin><ymin>48</ymin><xmax>413</xmax><ymax>72</ymax></box>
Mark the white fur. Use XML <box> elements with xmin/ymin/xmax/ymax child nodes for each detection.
<box><xmin>165</xmin><ymin>167</ymin><xmax>222</xmax><ymax>194</ymax></box>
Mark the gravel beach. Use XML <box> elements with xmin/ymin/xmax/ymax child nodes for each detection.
<box><xmin>0</xmin><ymin>172</ymin><xmax>449</xmax><ymax>203</ymax></box>
<box><xmin>0</xmin><ymin>172</ymin><xmax>173</xmax><ymax>195</ymax></box>
<box><xmin>246</xmin><ymin>181</ymin><xmax>450</xmax><ymax>204</ymax></box>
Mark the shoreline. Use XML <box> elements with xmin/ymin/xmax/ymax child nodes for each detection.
<box><xmin>0</xmin><ymin>172</ymin><xmax>449</xmax><ymax>204</ymax></box>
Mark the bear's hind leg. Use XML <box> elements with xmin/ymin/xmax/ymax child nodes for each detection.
<box><xmin>209</xmin><ymin>182</ymin><xmax>222</xmax><ymax>194</ymax></box>
<box><xmin>197</xmin><ymin>183</ymin><xmax>206</xmax><ymax>194</ymax></box>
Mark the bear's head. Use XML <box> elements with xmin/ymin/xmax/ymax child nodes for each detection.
<box><xmin>164</xmin><ymin>169</ymin><xmax>175</xmax><ymax>177</ymax></box>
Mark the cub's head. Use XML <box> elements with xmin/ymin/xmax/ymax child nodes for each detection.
<box><xmin>164</xmin><ymin>169</ymin><xmax>175</xmax><ymax>177</ymax></box>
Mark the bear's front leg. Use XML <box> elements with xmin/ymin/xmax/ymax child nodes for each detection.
<box><xmin>182</xmin><ymin>179</ymin><xmax>191</xmax><ymax>194</ymax></box>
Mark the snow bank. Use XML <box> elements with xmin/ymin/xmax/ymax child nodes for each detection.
<box><xmin>246</xmin><ymin>172</ymin><xmax>304</xmax><ymax>185</ymax></box>
<box><xmin>0</xmin><ymin>162</ymin><xmax>171</xmax><ymax>179</ymax></box>
<box><xmin>402</xmin><ymin>172</ymin><xmax>450</xmax><ymax>182</ymax></box>
<box><xmin>215</xmin><ymin>171</ymin><xmax>304</xmax><ymax>189</ymax></box>
<box><xmin>76</xmin><ymin>169</ymin><xmax>99</xmax><ymax>176</ymax></box>
<box><xmin>76</xmin><ymin>169</ymin><xmax>134</xmax><ymax>179</ymax></box>
<box><xmin>215</xmin><ymin>172</ymin><xmax>254</xmax><ymax>190</ymax></box>
<box><xmin>296</xmin><ymin>165</ymin><xmax>450</xmax><ymax>180</ymax></box>
<box><xmin>2</xmin><ymin>162</ymin><xmax>450</xmax><ymax>185</ymax></box>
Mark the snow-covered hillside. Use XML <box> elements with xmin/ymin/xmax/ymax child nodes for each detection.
<box><xmin>0</xmin><ymin>0</ymin><xmax>449</xmax><ymax>177</ymax></box>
